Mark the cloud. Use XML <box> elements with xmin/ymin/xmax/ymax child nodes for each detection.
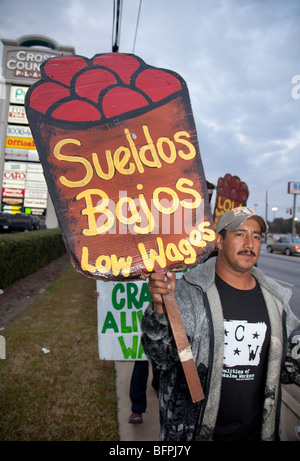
<box><xmin>0</xmin><ymin>0</ymin><xmax>299</xmax><ymax>219</ymax></box>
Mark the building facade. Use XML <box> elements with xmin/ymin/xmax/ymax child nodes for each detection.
<box><xmin>0</xmin><ymin>35</ymin><xmax>75</xmax><ymax>224</ymax></box>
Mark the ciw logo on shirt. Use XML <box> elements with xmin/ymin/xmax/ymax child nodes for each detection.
<box><xmin>223</xmin><ymin>320</ymin><xmax>267</xmax><ymax>367</ymax></box>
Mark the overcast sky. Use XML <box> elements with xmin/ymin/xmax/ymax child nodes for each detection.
<box><xmin>0</xmin><ymin>0</ymin><xmax>299</xmax><ymax>221</ymax></box>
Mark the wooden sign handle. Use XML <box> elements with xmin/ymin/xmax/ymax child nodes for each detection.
<box><xmin>162</xmin><ymin>290</ymin><xmax>204</xmax><ymax>403</ymax></box>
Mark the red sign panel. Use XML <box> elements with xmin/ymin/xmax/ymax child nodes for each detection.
<box><xmin>25</xmin><ymin>53</ymin><xmax>215</xmax><ymax>280</ymax></box>
<box><xmin>2</xmin><ymin>187</ymin><xmax>25</xmax><ymax>198</ymax></box>
<box><xmin>213</xmin><ymin>173</ymin><xmax>249</xmax><ymax>229</ymax></box>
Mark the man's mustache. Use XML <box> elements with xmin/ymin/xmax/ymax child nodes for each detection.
<box><xmin>238</xmin><ymin>250</ymin><xmax>256</xmax><ymax>257</ymax></box>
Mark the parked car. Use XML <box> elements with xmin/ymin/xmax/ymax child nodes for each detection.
<box><xmin>0</xmin><ymin>212</ymin><xmax>40</xmax><ymax>233</ymax></box>
<box><xmin>266</xmin><ymin>236</ymin><xmax>300</xmax><ymax>256</ymax></box>
<box><xmin>0</xmin><ymin>212</ymin><xmax>10</xmax><ymax>232</ymax></box>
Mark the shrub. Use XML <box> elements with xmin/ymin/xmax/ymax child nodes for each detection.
<box><xmin>0</xmin><ymin>228</ymin><xmax>66</xmax><ymax>288</ymax></box>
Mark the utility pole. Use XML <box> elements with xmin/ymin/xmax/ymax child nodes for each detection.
<box><xmin>292</xmin><ymin>193</ymin><xmax>297</xmax><ymax>237</ymax></box>
<box><xmin>265</xmin><ymin>190</ymin><xmax>268</xmax><ymax>242</ymax></box>
<box><xmin>288</xmin><ymin>182</ymin><xmax>299</xmax><ymax>237</ymax></box>
<box><xmin>112</xmin><ymin>0</ymin><xmax>123</xmax><ymax>52</ymax></box>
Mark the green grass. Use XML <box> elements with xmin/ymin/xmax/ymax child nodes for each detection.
<box><xmin>0</xmin><ymin>264</ymin><xmax>119</xmax><ymax>441</ymax></box>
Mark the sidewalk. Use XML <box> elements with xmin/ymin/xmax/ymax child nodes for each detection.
<box><xmin>115</xmin><ymin>361</ymin><xmax>160</xmax><ymax>441</ymax></box>
<box><xmin>115</xmin><ymin>361</ymin><xmax>300</xmax><ymax>441</ymax></box>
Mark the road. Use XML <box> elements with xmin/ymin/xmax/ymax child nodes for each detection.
<box><xmin>258</xmin><ymin>244</ymin><xmax>300</xmax><ymax>319</ymax></box>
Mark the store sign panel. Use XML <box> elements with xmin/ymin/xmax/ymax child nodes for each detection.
<box><xmin>2</xmin><ymin>179</ymin><xmax>25</xmax><ymax>188</ymax></box>
<box><xmin>5</xmin><ymin>147</ymin><xmax>38</xmax><ymax>161</ymax></box>
<box><xmin>1</xmin><ymin>204</ymin><xmax>23</xmax><ymax>213</ymax></box>
<box><xmin>5</xmin><ymin>149</ymin><xmax>28</xmax><ymax>161</ymax></box>
<box><xmin>10</xmin><ymin>86</ymin><xmax>29</xmax><ymax>104</ymax></box>
<box><xmin>24</xmin><ymin>198</ymin><xmax>47</xmax><ymax>208</ymax></box>
<box><xmin>24</xmin><ymin>188</ymin><xmax>48</xmax><ymax>199</ymax></box>
<box><xmin>7</xmin><ymin>125</ymin><xmax>32</xmax><ymax>137</ymax></box>
<box><xmin>2</xmin><ymin>198</ymin><xmax>23</xmax><ymax>208</ymax></box>
<box><xmin>6</xmin><ymin>136</ymin><xmax>36</xmax><ymax>150</ymax></box>
<box><xmin>8</xmin><ymin>106</ymin><xmax>28</xmax><ymax>124</ymax></box>
<box><xmin>24</xmin><ymin>180</ymin><xmax>47</xmax><ymax>191</ymax></box>
<box><xmin>26</xmin><ymin>163</ymin><xmax>43</xmax><ymax>173</ymax></box>
<box><xmin>2</xmin><ymin>187</ymin><xmax>25</xmax><ymax>198</ymax></box>
<box><xmin>288</xmin><ymin>182</ymin><xmax>300</xmax><ymax>194</ymax></box>
<box><xmin>26</xmin><ymin>171</ymin><xmax>46</xmax><ymax>183</ymax></box>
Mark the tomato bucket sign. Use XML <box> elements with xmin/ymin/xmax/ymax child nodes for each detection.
<box><xmin>213</xmin><ymin>173</ymin><xmax>249</xmax><ymax>230</ymax></box>
<box><xmin>25</xmin><ymin>53</ymin><xmax>215</xmax><ymax>280</ymax></box>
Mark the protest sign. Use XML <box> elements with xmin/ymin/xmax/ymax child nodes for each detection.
<box><xmin>213</xmin><ymin>173</ymin><xmax>249</xmax><ymax>229</ymax></box>
<box><xmin>25</xmin><ymin>53</ymin><xmax>215</xmax><ymax>281</ymax></box>
<box><xmin>25</xmin><ymin>53</ymin><xmax>213</xmax><ymax>402</ymax></box>
<box><xmin>97</xmin><ymin>279</ymin><xmax>151</xmax><ymax>361</ymax></box>
<box><xmin>97</xmin><ymin>271</ymin><xmax>186</xmax><ymax>361</ymax></box>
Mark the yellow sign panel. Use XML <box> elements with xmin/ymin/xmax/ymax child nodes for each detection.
<box><xmin>5</xmin><ymin>136</ymin><xmax>36</xmax><ymax>150</ymax></box>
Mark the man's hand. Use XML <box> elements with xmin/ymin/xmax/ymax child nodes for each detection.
<box><xmin>148</xmin><ymin>271</ymin><xmax>176</xmax><ymax>313</ymax></box>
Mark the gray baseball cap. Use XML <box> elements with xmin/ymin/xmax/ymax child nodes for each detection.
<box><xmin>216</xmin><ymin>207</ymin><xmax>268</xmax><ymax>234</ymax></box>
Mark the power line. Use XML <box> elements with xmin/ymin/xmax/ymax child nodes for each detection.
<box><xmin>132</xmin><ymin>0</ymin><xmax>142</xmax><ymax>54</ymax></box>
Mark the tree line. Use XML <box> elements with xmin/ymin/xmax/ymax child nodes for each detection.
<box><xmin>267</xmin><ymin>217</ymin><xmax>299</xmax><ymax>235</ymax></box>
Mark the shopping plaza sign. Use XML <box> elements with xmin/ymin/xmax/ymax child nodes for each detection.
<box><xmin>3</xmin><ymin>49</ymin><xmax>64</xmax><ymax>81</ymax></box>
<box><xmin>1</xmin><ymin>37</ymin><xmax>74</xmax><ymax>83</ymax></box>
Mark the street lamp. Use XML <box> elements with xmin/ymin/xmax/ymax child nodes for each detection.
<box><xmin>272</xmin><ymin>207</ymin><xmax>278</xmax><ymax>221</ymax></box>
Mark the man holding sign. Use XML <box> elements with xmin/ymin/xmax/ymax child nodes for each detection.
<box><xmin>142</xmin><ymin>207</ymin><xmax>300</xmax><ymax>441</ymax></box>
